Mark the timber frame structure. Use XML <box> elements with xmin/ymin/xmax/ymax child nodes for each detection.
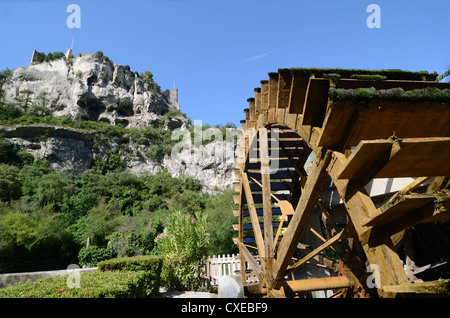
<box><xmin>233</xmin><ymin>68</ymin><xmax>450</xmax><ymax>298</ymax></box>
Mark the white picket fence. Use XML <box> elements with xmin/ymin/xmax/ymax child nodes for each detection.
<box><xmin>206</xmin><ymin>254</ymin><xmax>259</xmax><ymax>286</ymax></box>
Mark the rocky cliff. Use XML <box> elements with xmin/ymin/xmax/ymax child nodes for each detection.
<box><xmin>3</xmin><ymin>51</ymin><xmax>180</xmax><ymax>128</ymax></box>
<box><xmin>0</xmin><ymin>51</ymin><xmax>236</xmax><ymax>192</ymax></box>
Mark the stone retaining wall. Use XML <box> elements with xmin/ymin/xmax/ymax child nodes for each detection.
<box><xmin>0</xmin><ymin>267</ymin><xmax>97</xmax><ymax>288</ymax></box>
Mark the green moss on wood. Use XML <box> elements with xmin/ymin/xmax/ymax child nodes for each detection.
<box><xmin>279</xmin><ymin>67</ymin><xmax>437</xmax><ymax>81</ymax></box>
<box><xmin>329</xmin><ymin>87</ymin><xmax>450</xmax><ymax>103</ymax></box>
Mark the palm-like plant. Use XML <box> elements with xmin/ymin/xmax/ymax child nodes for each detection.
<box><xmin>437</xmin><ymin>69</ymin><xmax>450</xmax><ymax>82</ymax></box>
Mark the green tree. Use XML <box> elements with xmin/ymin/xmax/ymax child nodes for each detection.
<box><xmin>204</xmin><ymin>190</ymin><xmax>238</xmax><ymax>256</ymax></box>
<box><xmin>0</xmin><ymin>164</ymin><xmax>22</xmax><ymax>202</ymax></box>
<box><xmin>15</xmin><ymin>89</ymin><xmax>34</xmax><ymax>110</ymax></box>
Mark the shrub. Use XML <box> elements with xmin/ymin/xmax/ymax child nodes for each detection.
<box><xmin>0</xmin><ymin>164</ymin><xmax>22</xmax><ymax>201</ymax></box>
<box><xmin>0</xmin><ymin>270</ymin><xmax>158</xmax><ymax>298</ymax></box>
<box><xmin>156</xmin><ymin>211</ymin><xmax>209</xmax><ymax>291</ymax></box>
<box><xmin>97</xmin><ymin>255</ymin><xmax>162</xmax><ymax>272</ymax></box>
<box><xmin>78</xmin><ymin>245</ymin><xmax>111</xmax><ymax>267</ymax></box>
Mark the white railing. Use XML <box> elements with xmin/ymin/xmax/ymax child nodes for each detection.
<box><xmin>206</xmin><ymin>254</ymin><xmax>259</xmax><ymax>286</ymax></box>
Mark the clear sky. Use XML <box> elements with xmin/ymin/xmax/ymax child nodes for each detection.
<box><xmin>0</xmin><ymin>0</ymin><xmax>449</xmax><ymax>126</ymax></box>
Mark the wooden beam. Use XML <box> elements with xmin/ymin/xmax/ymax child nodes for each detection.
<box><xmin>387</xmin><ymin>197</ymin><xmax>450</xmax><ymax>234</ymax></box>
<box><xmin>381</xmin><ymin>279</ymin><xmax>450</xmax><ymax>295</ymax></box>
<box><xmin>241</xmin><ymin>171</ymin><xmax>266</xmax><ymax>259</ymax></box>
<box><xmin>318</xmin><ymin>100</ymin><xmax>450</xmax><ymax>150</ymax></box>
<box><xmin>288</xmin><ymin>72</ymin><xmax>310</xmax><ymax>114</ymax></box>
<box><xmin>286</xmin><ymin>228</ymin><xmax>347</xmax><ymax>276</ymax></box>
<box><xmin>301</xmin><ymin>78</ymin><xmax>330</xmax><ymax>127</ymax></box>
<box><xmin>254</xmin><ymin>88</ymin><xmax>262</xmax><ymax>116</ymax></box>
<box><xmin>362</xmin><ymin>193</ymin><xmax>436</xmax><ymax>227</ymax></box>
<box><xmin>277</xmin><ymin>70</ymin><xmax>292</xmax><ymax>108</ymax></box>
<box><xmin>327</xmin><ymin>151</ymin><xmax>409</xmax><ymax>297</ymax></box>
<box><xmin>336</xmin><ymin>137</ymin><xmax>450</xmax><ymax>183</ymax></box>
<box><xmin>259</xmin><ymin>128</ymin><xmax>274</xmax><ymax>259</ymax></box>
<box><xmin>268</xmin><ymin>73</ymin><xmax>279</xmax><ymax>109</ymax></box>
<box><xmin>238</xmin><ymin>242</ymin><xmax>264</xmax><ymax>282</ymax></box>
<box><xmin>260</xmin><ymin>80</ymin><xmax>269</xmax><ymax>111</ymax></box>
<box><xmin>248</xmin><ymin>98</ymin><xmax>256</xmax><ymax>122</ymax></box>
<box><xmin>273</xmin><ymin>148</ymin><xmax>333</xmax><ymax>288</ymax></box>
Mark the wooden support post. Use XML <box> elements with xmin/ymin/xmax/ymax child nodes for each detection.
<box><xmin>259</xmin><ymin>128</ymin><xmax>274</xmax><ymax>258</ymax></box>
<box><xmin>260</xmin><ymin>128</ymin><xmax>275</xmax><ymax>289</ymax></box>
<box><xmin>327</xmin><ymin>151</ymin><xmax>409</xmax><ymax>297</ymax></box>
<box><xmin>238</xmin><ymin>242</ymin><xmax>263</xmax><ymax>282</ymax></box>
<box><xmin>273</xmin><ymin>148</ymin><xmax>333</xmax><ymax>288</ymax></box>
<box><xmin>241</xmin><ymin>172</ymin><xmax>265</xmax><ymax>260</ymax></box>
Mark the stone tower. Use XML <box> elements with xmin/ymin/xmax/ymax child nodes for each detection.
<box><xmin>169</xmin><ymin>88</ymin><xmax>180</xmax><ymax>111</ymax></box>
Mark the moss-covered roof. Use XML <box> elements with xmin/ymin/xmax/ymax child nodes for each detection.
<box><xmin>328</xmin><ymin>87</ymin><xmax>450</xmax><ymax>103</ymax></box>
<box><xmin>277</xmin><ymin>67</ymin><xmax>438</xmax><ymax>81</ymax></box>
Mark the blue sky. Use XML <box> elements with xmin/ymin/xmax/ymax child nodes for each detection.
<box><xmin>0</xmin><ymin>0</ymin><xmax>449</xmax><ymax>126</ymax></box>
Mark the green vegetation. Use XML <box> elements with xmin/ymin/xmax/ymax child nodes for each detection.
<box><xmin>0</xmin><ymin>65</ymin><xmax>239</xmax><ymax>294</ymax></box>
<box><xmin>0</xmin><ymin>255</ymin><xmax>162</xmax><ymax>298</ymax></box>
<box><xmin>32</xmin><ymin>51</ymin><xmax>66</xmax><ymax>63</ymax></box>
<box><xmin>0</xmin><ymin>132</ymin><xmax>237</xmax><ymax>276</ymax></box>
<box><xmin>280</xmin><ymin>67</ymin><xmax>438</xmax><ymax>81</ymax></box>
<box><xmin>156</xmin><ymin>211</ymin><xmax>210</xmax><ymax>291</ymax></box>
<box><xmin>97</xmin><ymin>255</ymin><xmax>162</xmax><ymax>272</ymax></box>
<box><xmin>329</xmin><ymin>86</ymin><xmax>450</xmax><ymax>103</ymax></box>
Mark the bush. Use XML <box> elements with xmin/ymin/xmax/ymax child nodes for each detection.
<box><xmin>78</xmin><ymin>245</ymin><xmax>111</xmax><ymax>267</ymax></box>
<box><xmin>97</xmin><ymin>255</ymin><xmax>162</xmax><ymax>272</ymax></box>
<box><xmin>156</xmin><ymin>211</ymin><xmax>209</xmax><ymax>291</ymax></box>
<box><xmin>0</xmin><ymin>164</ymin><xmax>22</xmax><ymax>201</ymax></box>
<box><xmin>0</xmin><ymin>270</ymin><xmax>158</xmax><ymax>298</ymax></box>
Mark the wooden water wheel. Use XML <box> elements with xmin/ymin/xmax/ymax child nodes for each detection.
<box><xmin>233</xmin><ymin>68</ymin><xmax>450</xmax><ymax>298</ymax></box>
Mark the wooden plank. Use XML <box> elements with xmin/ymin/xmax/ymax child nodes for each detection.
<box><xmin>335</xmin><ymin>139</ymin><xmax>393</xmax><ymax>182</ymax></box>
<box><xmin>238</xmin><ymin>242</ymin><xmax>264</xmax><ymax>282</ymax></box>
<box><xmin>337</xmin><ymin>138</ymin><xmax>450</xmax><ymax>182</ymax></box>
<box><xmin>317</xmin><ymin>100</ymin><xmax>360</xmax><ymax>150</ymax></box>
<box><xmin>238</xmin><ymin>222</ymin><xmax>283</xmax><ymax>231</ymax></box>
<box><xmin>242</xmin><ymin>172</ymin><xmax>266</xmax><ymax>259</ymax></box>
<box><xmin>277</xmin><ymin>70</ymin><xmax>292</xmax><ymax>108</ymax></box>
<box><xmin>273</xmin><ymin>149</ymin><xmax>333</xmax><ymax>288</ymax></box>
<box><xmin>318</xmin><ymin>100</ymin><xmax>450</xmax><ymax>150</ymax></box>
<box><xmin>387</xmin><ymin>197</ymin><xmax>450</xmax><ymax>234</ymax></box>
<box><xmin>288</xmin><ymin>72</ymin><xmax>310</xmax><ymax>114</ymax></box>
<box><xmin>247</xmin><ymin>180</ymin><xmax>292</xmax><ymax>192</ymax></box>
<box><xmin>381</xmin><ymin>279</ymin><xmax>450</xmax><ymax>295</ymax></box>
<box><xmin>246</xmin><ymin>193</ymin><xmax>289</xmax><ymax>204</ymax></box>
<box><xmin>260</xmin><ymin>128</ymin><xmax>274</xmax><ymax>258</ymax></box>
<box><xmin>248</xmin><ymin>98</ymin><xmax>256</xmax><ymax>122</ymax></box>
<box><xmin>243</xmin><ymin>207</ymin><xmax>283</xmax><ymax>217</ymax></box>
<box><xmin>375</xmin><ymin>137</ymin><xmax>450</xmax><ymax>178</ymax></box>
<box><xmin>244</xmin><ymin>108</ymin><xmax>250</xmax><ymax>121</ymax></box>
<box><xmin>260</xmin><ymin>80</ymin><xmax>269</xmax><ymax>111</ymax></box>
<box><xmin>363</xmin><ymin>193</ymin><xmax>436</xmax><ymax>227</ymax></box>
<box><xmin>268</xmin><ymin>73</ymin><xmax>279</xmax><ymax>109</ymax></box>
<box><xmin>301</xmin><ymin>78</ymin><xmax>330</xmax><ymax>126</ymax></box>
<box><xmin>233</xmin><ymin>193</ymin><xmax>240</xmax><ymax>205</ymax></box>
<box><xmin>247</xmin><ymin>168</ymin><xmax>294</xmax><ymax>181</ymax></box>
<box><xmin>254</xmin><ymin>88</ymin><xmax>262</xmax><ymax>116</ymax></box>
<box><xmin>346</xmin><ymin>100</ymin><xmax>450</xmax><ymax>147</ymax></box>
<box><xmin>248</xmin><ymin>158</ymin><xmax>302</xmax><ymax>170</ymax></box>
